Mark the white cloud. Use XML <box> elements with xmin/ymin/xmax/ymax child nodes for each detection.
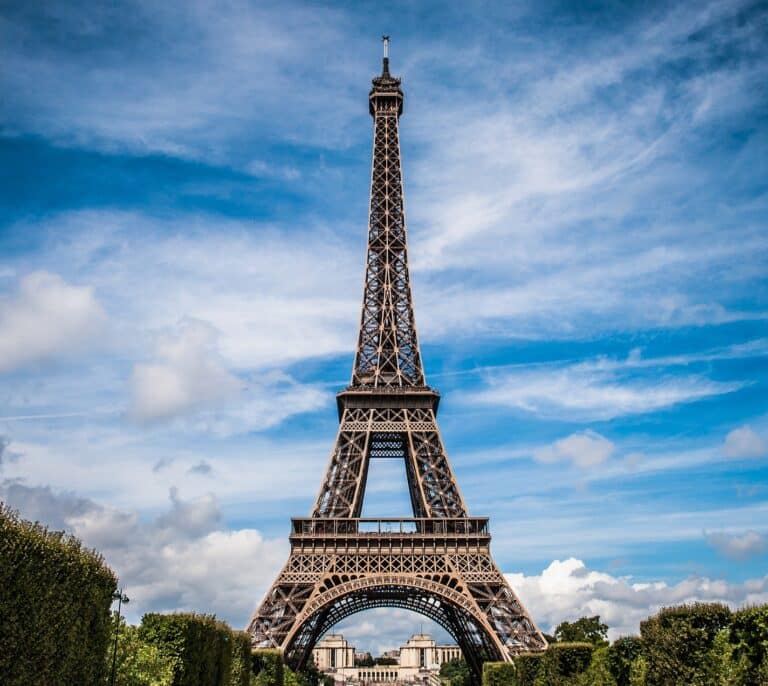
<box><xmin>131</xmin><ymin>318</ymin><xmax>240</xmax><ymax>422</ymax></box>
<box><xmin>534</xmin><ymin>431</ymin><xmax>615</xmax><ymax>469</ymax></box>
<box><xmin>0</xmin><ymin>271</ymin><xmax>105</xmax><ymax>373</ymax></box>
<box><xmin>129</xmin><ymin>318</ymin><xmax>328</xmax><ymax>430</ymax></box>
<box><xmin>706</xmin><ymin>530</ymin><xmax>768</xmax><ymax>560</ymax></box>
<box><xmin>507</xmin><ymin>557</ymin><xmax>768</xmax><ymax>639</ymax></box>
<box><xmin>723</xmin><ymin>425</ymin><xmax>767</xmax><ymax>459</ymax></box>
<box><xmin>24</xmin><ymin>210</ymin><xmax>358</xmax><ymax>370</ymax></box>
<box><xmin>0</xmin><ymin>480</ymin><xmax>286</xmax><ymax>628</ymax></box>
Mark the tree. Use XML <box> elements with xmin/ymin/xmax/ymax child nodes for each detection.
<box><xmin>730</xmin><ymin>604</ymin><xmax>768</xmax><ymax>685</ymax></box>
<box><xmin>109</xmin><ymin>616</ymin><xmax>173</xmax><ymax>686</ymax></box>
<box><xmin>608</xmin><ymin>636</ymin><xmax>642</xmax><ymax>686</ymax></box>
<box><xmin>554</xmin><ymin>616</ymin><xmax>609</xmax><ymax>647</ymax></box>
<box><xmin>640</xmin><ymin>602</ymin><xmax>731</xmax><ymax>686</ymax></box>
<box><xmin>375</xmin><ymin>657</ymin><xmax>398</xmax><ymax>666</ymax></box>
<box><xmin>439</xmin><ymin>658</ymin><xmax>470</xmax><ymax>686</ymax></box>
<box><xmin>355</xmin><ymin>653</ymin><xmax>374</xmax><ymax>667</ymax></box>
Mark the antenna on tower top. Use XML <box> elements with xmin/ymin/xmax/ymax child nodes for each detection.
<box><xmin>381</xmin><ymin>35</ymin><xmax>390</xmax><ymax>76</ymax></box>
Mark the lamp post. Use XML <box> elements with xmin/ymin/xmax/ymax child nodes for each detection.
<box><xmin>109</xmin><ymin>588</ymin><xmax>129</xmax><ymax>686</ymax></box>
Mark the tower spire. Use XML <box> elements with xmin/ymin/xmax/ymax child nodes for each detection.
<box><xmin>353</xmin><ymin>37</ymin><xmax>420</xmax><ymax>387</ymax></box>
<box><xmin>382</xmin><ymin>34</ymin><xmax>390</xmax><ymax>76</ymax></box>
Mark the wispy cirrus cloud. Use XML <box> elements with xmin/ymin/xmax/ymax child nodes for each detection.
<box><xmin>467</xmin><ymin>357</ymin><xmax>745</xmax><ymax>420</ymax></box>
<box><xmin>0</xmin><ymin>1</ymin><xmax>361</xmax><ymax>159</ymax></box>
<box><xmin>705</xmin><ymin>530</ymin><xmax>768</xmax><ymax>560</ymax></box>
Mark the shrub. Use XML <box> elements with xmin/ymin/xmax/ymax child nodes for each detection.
<box><xmin>729</xmin><ymin>604</ymin><xmax>768</xmax><ymax>685</ymax></box>
<box><xmin>441</xmin><ymin>657</ymin><xmax>470</xmax><ymax>686</ymax></box>
<box><xmin>579</xmin><ymin>647</ymin><xmax>617</xmax><ymax>686</ymax></box>
<box><xmin>110</xmin><ymin>617</ymin><xmax>174</xmax><ymax>686</ymax></box>
<box><xmin>0</xmin><ymin>504</ymin><xmax>117</xmax><ymax>686</ymax></box>
<box><xmin>252</xmin><ymin>649</ymin><xmax>284</xmax><ymax>686</ymax></box>
<box><xmin>608</xmin><ymin>636</ymin><xmax>642</xmax><ymax>686</ymax></box>
<box><xmin>534</xmin><ymin>643</ymin><xmax>593</xmax><ymax>686</ymax></box>
<box><xmin>482</xmin><ymin>661</ymin><xmax>516</xmax><ymax>686</ymax></box>
<box><xmin>640</xmin><ymin>602</ymin><xmax>731</xmax><ymax>686</ymax></box>
<box><xmin>628</xmin><ymin>656</ymin><xmax>647</xmax><ymax>686</ymax></box>
<box><xmin>139</xmin><ymin>612</ymin><xmax>234</xmax><ymax>686</ymax></box>
<box><xmin>229</xmin><ymin>631</ymin><xmax>252</xmax><ymax>686</ymax></box>
<box><xmin>514</xmin><ymin>653</ymin><xmax>543</xmax><ymax>686</ymax></box>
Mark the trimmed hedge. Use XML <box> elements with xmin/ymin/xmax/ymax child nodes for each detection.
<box><xmin>607</xmin><ymin>636</ymin><xmax>642</xmax><ymax>686</ymax></box>
<box><xmin>482</xmin><ymin>661</ymin><xmax>516</xmax><ymax>685</ymax></box>
<box><xmin>230</xmin><ymin>631</ymin><xmax>252</xmax><ymax>686</ymax></box>
<box><xmin>640</xmin><ymin>602</ymin><xmax>731</xmax><ymax>686</ymax></box>
<box><xmin>253</xmin><ymin>649</ymin><xmax>284</xmax><ymax>686</ymax></box>
<box><xmin>534</xmin><ymin>642</ymin><xmax>593</xmax><ymax>685</ymax></box>
<box><xmin>139</xmin><ymin>613</ymin><xmax>233</xmax><ymax>686</ymax></box>
<box><xmin>0</xmin><ymin>504</ymin><xmax>117</xmax><ymax>686</ymax></box>
<box><xmin>730</xmin><ymin>604</ymin><xmax>768</xmax><ymax>684</ymax></box>
<box><xmin>513</xmin><ymin>653</ymin><xmax>543</xmax><ymax>686</ymax></box>
<box><xmin>579</xmin><ymin>646</ymin><xmax>616</xmax><ymax>685</ymax></box>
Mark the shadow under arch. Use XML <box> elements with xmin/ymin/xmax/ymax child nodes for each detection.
<box><xmin>284</xmin><ymin>578</ymin><xmax>506</xmax><ymax>685</ymax></box>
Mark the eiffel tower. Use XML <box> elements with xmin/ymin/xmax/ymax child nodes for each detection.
<box><xmin>247</xmin><ymin>38</ymin><xmax>547</xmax><ymax>684</ymax></box>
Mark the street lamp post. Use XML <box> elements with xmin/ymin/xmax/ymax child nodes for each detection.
<box><xmin>109</xmin><ymin>588</ymin><xmax>130</xmax><ymax>686</ymax></box>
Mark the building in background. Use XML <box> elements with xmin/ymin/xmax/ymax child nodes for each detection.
<box><xmin>313</xmin><ymin>633</ymin><xmax>461</xmax><ymax>684</ymax></box>
<box><xmin>313</xmin><ymin>635</ymin><xmax>356</xmax><ymax>672</ymax></box>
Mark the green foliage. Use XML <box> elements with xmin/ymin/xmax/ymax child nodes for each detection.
<box><xmin>375</xmin><ymin>656</ymin><xmax>398</xmax><ymax>665</ymax></box>
<box><xmin>0</xmin><ymin>503</ymin><xmax>117</xmax><ymax>686</ymax></box>
<box><xmin>513</xmin><ymin>653</ymin><xmax>543</xmax><ymax>686</ymax></box>
<box><xmin>640</xmin><ymin>602</ymin><xmax>732</xmax><ymax>686</ymax></box>
<box><xmin>110</xmin><ymin>616</ymin><xmax>174</xmax><ymax>686</ymax></box>
<box><xmin>608</xmin><ymin>636</ymin><xmax>642</xmax><ymax>686</ymax></box>
<box><xmin>554</xmin><ymin>616</ymin><xmax>609</xmax><ymax>647</ymax></box>
<box><xmin>355</xmin><ymin>652</ymin><xmax>374</xmax><ymax>667</ymax></box>
<box><xmin>628</xmin><ymin>656</ymin><xmax>647</xmax><ymax>686</ymax></box>
<box><xmin>482</xmin><ymin>661</ymin><xmax>516</xmax><ymax>686</ymax></box>
<box><xmin>440</xmin><ymin>657</ymin><xmax>470</xmax><ymax>686</ymax></box>
<box><xmin>138</xmin><ymin>612</ymin><xmax>234</xmax><ymax>686</ymax></box>
<box><xmin>534</xmin><ymin>643</ymin><xmax>594</xmax><ymax>686</ymax></box>
<box><xmin>229</xmin><ymin>631</ymin><xmax>252</xmax><ymax>686</ymax></box>
<box><xmin>579</xmin><ymin>647</ymin><xmax>617</xmax><ymax>686</ymax></box>
<box><xmin>730</xmin><ymin>604</ymin><xmax>768</xmax><ymax>685</ymax></box>
<box><xmin>252</xmin><ymin>649</ymin><xmax>284</xmax><ymax>686</ymax></box>
<box><xmin>283</xmin><ymin>667</ymin><xmax>299</xmax><ymax>686</ymax></box>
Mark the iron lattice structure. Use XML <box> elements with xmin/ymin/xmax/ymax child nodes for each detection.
<box><xmin>247</xmin><ymin>44</ymin><xmax>547</xmax><ymax>685</ymax></box>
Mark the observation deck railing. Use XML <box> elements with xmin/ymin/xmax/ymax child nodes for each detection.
<box><xmin>290</xmin><ymin>517</ymin><xmax>489</xmax><ymax>537</ymax></box>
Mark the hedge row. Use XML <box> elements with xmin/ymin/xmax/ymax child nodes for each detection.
<box><xmin>252</xmin><ymin>649</ymin><xmax>284</xmax><ymax>686</ymax></box>
<box><xmin>483</xmin><ymin>603</ymin><xmax>768</xmax><ymax>686</ymax></box>
<box><xmin>229</xmin><ymin>631</ymin><xmax>253</xmax><ymax>686</ymax></box>
<box><xmin>0</xmin><ymin>504</ymin><xmax>117</xmax><ymax>686</ymax></box>
<box><xmin>640</xmin><ymin>602</ymin><xmax>768</xmax><ymax>685</ymax></box>
<box><xmin>139</xmin><ymin>613</ymin><xmax>250</xmax><ymax>686</ymax></box>
<box><xmin>484</xmin><ymin>644</ymin><xmax>593</xmax><ymax>686</ymax></box>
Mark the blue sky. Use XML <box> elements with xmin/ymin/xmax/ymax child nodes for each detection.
<box><xmin>1</xmin><ymin>0</ymin><xmax>767</xmax><ymax>654</ymax></box>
